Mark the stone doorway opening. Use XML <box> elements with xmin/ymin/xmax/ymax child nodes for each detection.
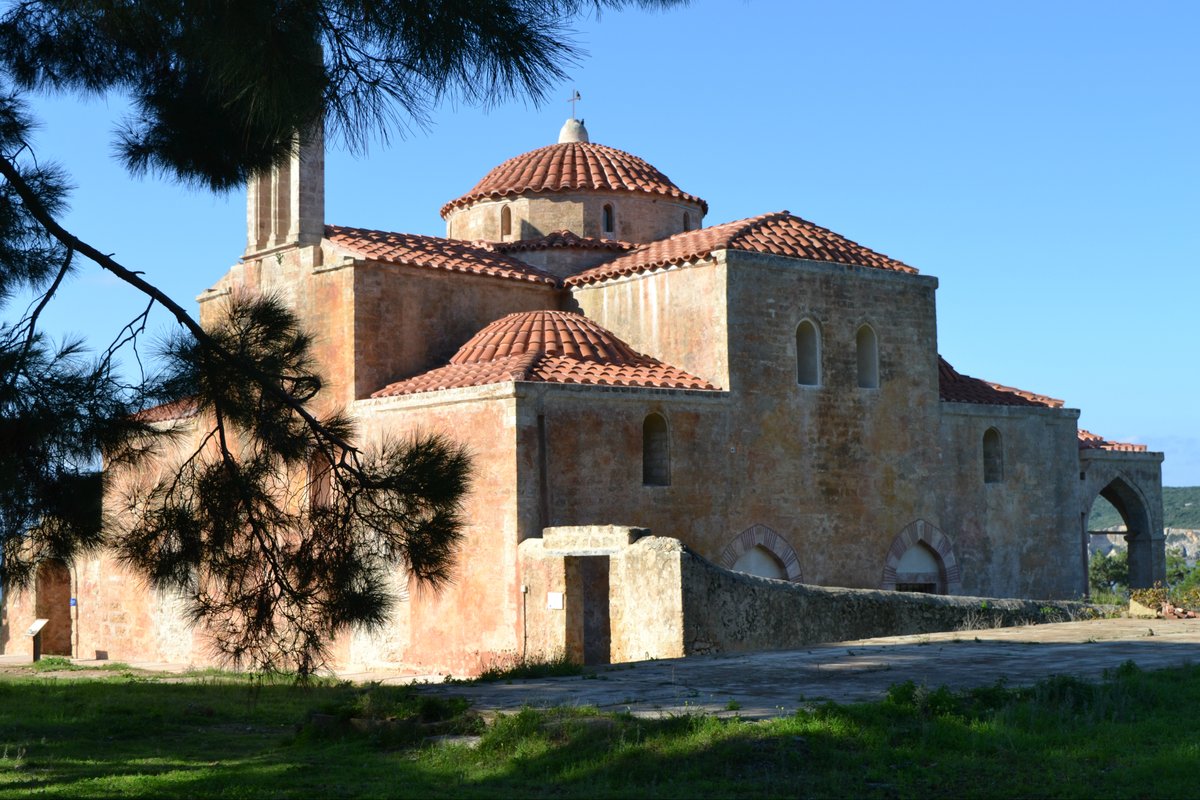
<box><xmin>34</xmin><ymin>559</ymin><xmax>72</xmax><ymax>656</ymax></box>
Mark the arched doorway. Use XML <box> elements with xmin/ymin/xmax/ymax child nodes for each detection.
<box><xmin>1087</xmin><ymin>477</ymin><xmax>1157</xmax><ymax>589</ymax></box>
<box><xmin>881</xmin><ymin>520</ymin><xmax>962</xmax><ymax>595</ymax></box>
<box><xmin>34</xmin><ymin>559</ymin><xmax>72</xmax><ymax>656</ymax></box>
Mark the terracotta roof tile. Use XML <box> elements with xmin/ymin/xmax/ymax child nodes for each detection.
<box><xmin>372</xmin><ymin>310</ymin><xmax>718</xmax><ymax>397</ymax></box>
<box><xmin>1078</xmin><ymin>429</ymin><xmax>1148</xmax><ymax>452</ymax></box>
<box><xmin>488</xmin><ymin>230</ymin><xmax>635</xmax><ymax>254</ymax></box>
<box><xmin>564</xmin><ymin>211</ymin><xmax>917</xmax><ymax>286</ymax></box>
<box><xmin>135</xmin><ymin>397</ymin><xmax>197</xmax><ymax>423</ymax></box>
<box><xmin>938</xmin><ymin>357</ymin><xmax>1063</xmax><ymax>408</ymax></box>
<box><xmin>440</xmin><ymin>142</ymin><xmax>707</xmax><ymax>217</ymax></box>
<box><xmin>325</xmin><ymin>225</ymin><xmax>559</xmax><ymax>285</ymax></box>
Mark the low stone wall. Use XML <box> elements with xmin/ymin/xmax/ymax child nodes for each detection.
<box><xmin>670</xmin><ymin>537</ymin><xmax>1097</xmax><ymax>656</ymax></box>
<box><xmin>520</xmin><ymin>529</ymin><xmax>1100</xmax><ymax>666</ymax></box>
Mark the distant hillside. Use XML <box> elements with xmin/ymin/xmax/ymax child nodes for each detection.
<box><xmin>1088</xmin><ymin>486</ymin><xmax>1200</xmax><ymax>531</ymax></box>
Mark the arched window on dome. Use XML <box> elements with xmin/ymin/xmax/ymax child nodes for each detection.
<box><xmin>682</xmin><ymin>212</ymin><xmax>693</xmax><ymax>232</ymax></box>
<box><xmin>500</xmin><ymin>204</ymin><xmax>512</xmax><ymax>239</ymax></box>
<box><xmin>796</xmin><ymin>319</ymin><xmax>820</xmax><ymax>386</ymax></box>
<box><xmin>856</xmin><ymin>324</ymin><xmax>879</xmax><ymax>389</ymax></box>
<box><xmin>642</xmin><ymin>413</ymin><xmax>670</xmax><ymax>486</ymax></box>
<box><xmin>983</xmin><ymin>428</ymin><xmax>1004</xmax><ymax>484</ymax></box>
<box><xmin>602</xmin><ymin>203</ymin><xmax>615</xmax><ymax>237</ymax></box>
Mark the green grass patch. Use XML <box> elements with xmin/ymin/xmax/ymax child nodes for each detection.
<box><xmin>469</xmin><ymin>651</ymin><xmax>584</xmax><ymax>683</ymax></box>
<box><xmin>1</xmin><ymin>662</ymin><xmax>1199</xmax><ymax>797</ymax></box>
<box><xmin>28</xmin><ymin>657</ymin><xmax>135</xmax><ymax>673</ymax></box>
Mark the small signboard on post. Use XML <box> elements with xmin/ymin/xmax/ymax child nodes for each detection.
<box><xmin>27</xmin><ymin>618</ymin><xmax>49</xmax><ymax>663</ymax></box>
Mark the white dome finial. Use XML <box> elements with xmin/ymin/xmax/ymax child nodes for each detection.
<box><xmin>558</xmin><ymin>118</ymin><xmax>589</xmax><ymax>144</ymax></box>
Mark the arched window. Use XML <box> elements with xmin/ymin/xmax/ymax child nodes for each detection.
<box><xmin>500</xmin><ymin>204</ymin><xmax>512</xmax><ymax>238</ymax></box>
<box><xmin>983</xmin><ymin>428</ymin><xmax>1003</xmax><ymax>484</ymax></box>
<box><xmin>602</xmin><ymin>203</ymin><xmax>615</xmax><ymax>236</ymax></box>
<box><xmin>682</xmin><ymin>212</ymin><xmax>692</xmax><ymax>231</ymax></box>
<box><xmin>642</xmin><ymin>413</ymin><xmax>670</xmax><ymax>486</ymax></box>
<box><xmin>856</xmin><ymin>324</ymin><xmax>879</xmax><ymax>388</ymax></box>
<box><xmin>796</xmin><ymin>319</ymin><xmax>820</xmax><ymax>386</ymax></box>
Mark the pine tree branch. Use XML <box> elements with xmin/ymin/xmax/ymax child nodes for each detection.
<box><xmin>0</xmin><ymin>152</ymin><xmax>355</xmax><ymax>453</ymax></box>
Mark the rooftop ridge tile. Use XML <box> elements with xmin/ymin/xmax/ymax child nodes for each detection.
<box><xmin>564</xmin><ymin>211</ymin><xmax>916</xmax><ymax>286</ymax></box>
<box><xmin>325</xmin><ymin>224</ymin><xmax>560</xmax><ymax>286</ymax></box>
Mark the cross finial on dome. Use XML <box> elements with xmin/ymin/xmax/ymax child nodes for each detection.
<box><xmin>558</xmin><ymin>117</ymin><xmax>589</xmax><ymax>143</ymax></box>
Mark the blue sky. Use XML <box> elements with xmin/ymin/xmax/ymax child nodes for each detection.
<box><xmin>13</xmin><ymin>0</ymin><xmax>1200</xmax><ymax>484</ymax></box>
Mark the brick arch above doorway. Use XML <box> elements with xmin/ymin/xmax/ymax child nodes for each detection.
<box><xmin>717</xmin><ymin>524</ymin><xmax>802</xmax><ymax>582</ymax></box>
<box><xmin>881</xmin><ymin>519</ymin><xmax>962</xmax><ymax>594</ymax></box>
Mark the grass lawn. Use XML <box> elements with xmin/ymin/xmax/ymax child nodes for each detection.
<box><xmin>0</xmin><ymin>659</ymin><xmax>1196</xmax><ymax>798</ymax></box>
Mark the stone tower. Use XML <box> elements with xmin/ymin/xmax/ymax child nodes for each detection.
<box><xmin>244</xmin><ymin>123</ymin><xmax>324</xmax><ymax>256</ymax></box>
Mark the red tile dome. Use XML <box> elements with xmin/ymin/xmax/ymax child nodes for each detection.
<box><xmin>449</xmin><ymin>310</ymin><xmax>641</xmax><ymax>365</ymax></box>
<box><xmin>440</xmin><ymin>141</ymin><xmax>707</xmax><ymax>218</ymax></box>
<box><xmin>371</xmin><ymin>310</ymin><xmax>719</xmax><ymax>397</ymax></box>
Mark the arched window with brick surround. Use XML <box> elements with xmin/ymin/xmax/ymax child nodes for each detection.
<box><xmin>642</xmin><ymin>413</ymin><xmax>670</xmax><ymax>486</ymax></box>
<box><xmin>717</xmin><ymin>524</ymin><xmax>803</xmax><ymax>582</ymax></box>
<box><xmin>983</xmin><ymin>428</ymin><xmax>1004</xmax><ymax>484</ymax></box>
<box><xmin>796</xmin><ymin>319</ymin><xmax>820</xmax><ymax>386</ymax></box>
<box><xmin>856</xmin><ymin>324</ymin><xmax>879</xmax><ymax>388</ymax></box>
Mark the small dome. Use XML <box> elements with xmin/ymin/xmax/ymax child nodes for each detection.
<box><xmin>440</xmin><ymin>141</ymin><xmax>707</xmax><ymax>218</ymax></box>
<box><xmin>558</xmin><ymin>118</ymin><xmax>589</xmax><ymax>143</ymax></box>
<box><xmin>449</xmin><ymin>310</ymin><xmax>641</xmax><ymax>366</ymax></box>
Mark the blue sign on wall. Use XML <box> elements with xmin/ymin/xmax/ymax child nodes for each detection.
<box><xmin>69</xmin><ymin>598</ymin><xmax>77</xmax><ymax>607</ymax></box>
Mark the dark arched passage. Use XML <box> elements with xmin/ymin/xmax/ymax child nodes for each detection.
<box><xmin>1089</xmin><ymin>477</ymin><xmax>1156</xmax><ymax>589</ymax></box>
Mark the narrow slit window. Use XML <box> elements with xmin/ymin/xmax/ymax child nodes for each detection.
<box><xmin>642</xmin><ymin>413</ymin><xmax>670</xmax><ymax>486</ymax></box>
<box><xmin>682</xmin><ymin>212</ymin><xmax>692</xmax><ymax>231</ymax></box>
<box><xmin>602</xmin><ymin>203</ymin><xmax>615</xmax><ymax>235</ymax></box>
<box><xmin>856</xmin><ymin>324</ymin><xmax>879</xmax><ymax>388</ymax></box>
<box><xmin>796</xmin><ymin>320</ymin><xmax>820</xmax><ymax>386</ymax></box>
<box><xmin>983</xmin><ymin>428</ymin><xmax>1004</xmax><ymax>483</ymax></box>
<box><xmin>308</xmin><ymin>451</ymin><xmax>333</xmax><ymax>510</ymax></box>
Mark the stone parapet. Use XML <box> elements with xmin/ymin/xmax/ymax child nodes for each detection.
<box><xmin>542</xmin><ymin>525</ymin><xmax>649</xmax><ymax>554</ymax></box>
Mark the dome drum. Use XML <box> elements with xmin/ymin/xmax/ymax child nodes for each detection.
<box><xmin>445</xmin><ymin>191</ymin><xmax>704</xmax><ymax>245</ymax></box>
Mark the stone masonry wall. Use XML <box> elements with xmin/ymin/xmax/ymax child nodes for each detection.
<box><xmin>351</xmin><ymin>386</ymin><xmax>525</xmax><ymax>675</ymax></box>
<box><xmin>350</xmin><ymin>261</ymin><xmax>558</xmax><ymax>400</ymax></box>
<box><xmin>938</xmin><ymin>403</ymin><xmax>1086</xmax><ymax>599</ymax></box>
<box><xmin>569</xmin><ymin>258</ymin><xmax>730</xmax><ymax>390</ymax></box>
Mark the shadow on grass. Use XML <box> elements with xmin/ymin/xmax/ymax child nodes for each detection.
<box><xmin>0</xmin><ymin>662</ymin><xmax>1197</xmax><ymax>798</ymax></box>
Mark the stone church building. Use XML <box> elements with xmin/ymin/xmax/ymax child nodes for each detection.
<box><xmin>3</xmin><ymin>119</ymin><xmax>1165</xmax><ymax>674</ymax></box>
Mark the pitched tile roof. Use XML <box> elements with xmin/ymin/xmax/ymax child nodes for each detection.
<box><xmin>440</xmin><ymin>141</ymin><xmax>707</xmax><ymax>217</ymax></box>
<box><xmin>937</xmin><ymin>357</ymin><xmax>1064</xmax><ymax>408</ymax></box>
<box><xmin>325</xmin><ymin>225</ymin><xmax>559</xmax><ymax>285</ymax></box>
<box><xmin>135</xmin><ymin>397</ymin><xmax>198</xmax><ymax>422</ymax></box>
<box><xmin>372</xmin><ymin>310</ymin><xmax>718</xmax><ymax>397</ymax></box>
<box><xmin>564</xmin><ymin>211</ymin><xmax>917</xmax><ymax>286</ymax></box>
<box><xmin>1078</xmin><ymin>429</ymin><xmax>1148</xmax><ymax>452</ymax></box>
<box><xmin>488</xmin><ymin>230</ymin><xmax>635</xmax><ymax>255</ymax></box>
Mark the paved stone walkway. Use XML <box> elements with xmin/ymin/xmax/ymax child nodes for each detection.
<box><xmin>415</xmin><ymin>617</ymin><xmax>1200</xmax><ymax>719</ymax></box>
<box><xmin>4</xmin><ymin>618</ymin><xmax>1198</xmax><ymax>720</ymax></box>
